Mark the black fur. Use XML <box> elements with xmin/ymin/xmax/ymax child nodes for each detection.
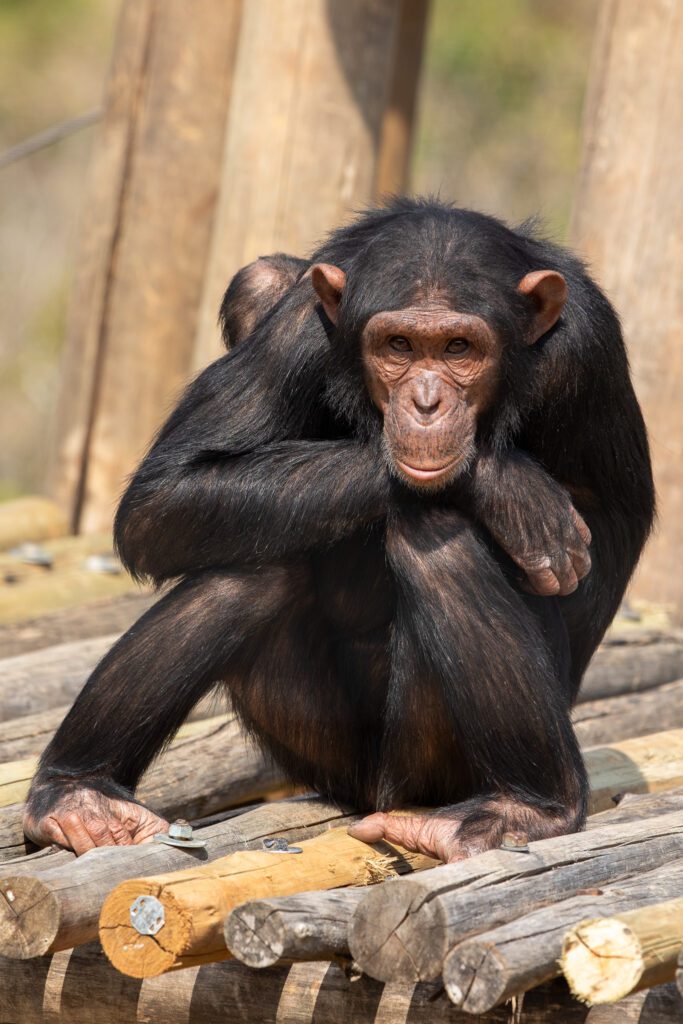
<box><xmin>28</xmin><ymin>199</ymin><xmax>654</xmax><ymax>841</ymax></box>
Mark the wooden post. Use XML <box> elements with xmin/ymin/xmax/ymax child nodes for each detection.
<box><xmin>570</xmin><ymin>0</ymin><xmax>683</xmax><ymax>620</ymax></box>
<box><xmin>562</xmin><ymin>898</ymin><xmax>683</xmax><ymax>1004</ymax></box>
<box><xmin>50</xmin><ymin>0</ymin><xmax>242</xmax><ymax>533</ymax></box>
<box><xmin>192</xmin><ymin>0</ymin><xmax>408</xmax><ymax>369</ymax></box>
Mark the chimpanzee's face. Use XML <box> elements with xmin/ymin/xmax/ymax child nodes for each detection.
<box><xmin>360</xmin><ymin>303</ymin><xmax>501</xmax><ymax>489</ymax></box>
<box><xmin>311</xmin><ymin>263</ymin><xmax>567</xmax><ymax>492</ymax></box>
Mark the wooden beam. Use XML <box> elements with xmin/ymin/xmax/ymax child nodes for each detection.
<box><xmin>562</xmin><ymin>898</ymin><xmax>683</xmax><ymax>1004</ymax></box>
<box><xmin>99</xmin><ymin>828</ymin><xmax>435</xmax><ymax>977</ymax></box>
<box><xmin>586</xmin><ymin>729</ymin><xmax>683</xmax><ymax>813</ymax></box>
<box><xmin>50</xmin><ymin>0</ymin><xmax>242</xmax><ymax>533</ymax></box>
<box><xmin>0</xmin><ymin>497</ymin><xmax>67</xmax><ymax>551</ymax></box>
<box><xmin>348</xmin><ymin>809</ymin><xmax>683</xmax><ymax>984</ymax></box>
<box><xmin>193</xmin><ymin>0</ymin><xmax>405</xmax><ymax>369</ymax></box>
<box><xmin>442</xmin><ymin>860</ymin><xmax>683</xmax><ymax>1013</ymax></box>
<box><xmin>0</xmin><ymin>798</ymin><xmax>355</xmax><ymax>958</ymax></box>
<box><xmin>570</xmin><ymin>0</ymin><xmax>683</xmax><ymax>620</ymax></box>
<box><xmin>578</xmin><ymin>636</ymin><xmax>683</xmax><ymax>703</ymax></box>
<box><xmin>574</xmin><ymin>679</ymin><xmax>683</xmax><ymax>747</ymax></box>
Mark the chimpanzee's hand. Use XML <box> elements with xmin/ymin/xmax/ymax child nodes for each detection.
<box><xmin>471</xmin><ymin>451</ymin><xmax>592</xmax><ymax>597</ymax></box>
<box><xmin>23</xmin><ymin>781</ymin><xmax>169</xmax><ymax>856</ymax></box>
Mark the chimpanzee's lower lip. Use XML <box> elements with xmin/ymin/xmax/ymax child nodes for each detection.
<box><xmin>396</xmin><ymin>459</ymin><xmax>459</xmax><ymax>481</ymax></box>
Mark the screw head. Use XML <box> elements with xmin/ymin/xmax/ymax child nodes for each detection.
<box><xmin>500</xmin><ymin>831</ymin><xmax>530</xmax><ymax>851</ymax></box>
<box><xmin>168</xmin><ymin>819</ymin><xmax>193</xmax><ymax>841</ymax></box>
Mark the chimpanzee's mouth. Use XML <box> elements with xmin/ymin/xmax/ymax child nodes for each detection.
<box><xmin>395</xmin><ymin>458</ymin><xmax>460</xmax><ymax>483</ymax></box>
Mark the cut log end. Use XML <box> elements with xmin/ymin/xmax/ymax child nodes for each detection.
<box><xmin>562</xmin><ymin>919</ymin><xmax>643</xmax><ymax>1004</ymax></box>
<box><xmin>0</xmin><ymin>875</ymin><xmax>59</xmax><ymax>959</ymax></box>
<box><xmin>224</xmin><ymin>903</ymin><xmax>285</xmax><ymax>968</ymax></box>
<box><xmin>443</xmin><ymin>940</ymin><xmax>508</xmax><ymax>1013</ymax></box>
<box><xmin>348</xmin><ymin>881</ymin><xmax>444</xmax><ymax>983</ymax></box>
<box><xmin>99</xmin><ymin>880</ymin><xmax>190</xmax><ymax>978</ymax></box>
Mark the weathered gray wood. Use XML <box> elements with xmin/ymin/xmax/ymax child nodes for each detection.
<box><xmin>579</xmin><ymin>639</ymin><xmax>683</xmax><ymax>703</ymax></box>
<box><xmin>443</xmin><ymin>858</ymin><xmax>683</xmax><ymax>1013</ymax></box>
<box><xmin>348</xmin><ymin>810</ymin><xmax>683</xmax><ymax>984</ymax></box>
<box><xmin>225</xmin><ymin>887</ymin><xmax>364</xmax><ymax>967</ymax></box>
<box><xmin>586</xmin><ymin>789</ymin><xmax>683</xmax><ymax>828</ymax></box>
<box><xmin>2</xmin><ymin>944</ymin><xmax>682</xmax><ymax>1023</ymax></box>
<box><xmin>574</xmin><ymin>679</ymin><xmax>683</xmax><ymax>746</ymax></box>
<box><xmin>0</xmin><ymin>591</ymin><xmax>154</xmax><ymax>659</ymax></box>
<box><xmin>0</xmin><ymin>797</ymin><xmax>356</xmax><ymax>957</ymax></box>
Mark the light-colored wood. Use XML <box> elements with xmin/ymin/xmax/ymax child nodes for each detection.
<box><xmin>50</xmin><ymin>0</ymin><xmax>242</xmax><ymax>533</ymax></box>
<box><xmin>442</xmin><ymin>860</ymin><xmax>683</xmax><ymax>1013</ymax></box>
<box><xmin>225</xmin><ymin>887</ymin><xmax>364</xmax><ymax>967</ymax></box>
<box><xmin>348</xmin><ymin>809</ymin><xmax>683</xmax><ymax>984</ymax></box>
<box><xmin>0</xmin><ymin>713</ymin><xmax>283</xmax><ymax>813</ymax></box>
<box><xmin>12</xmin><ymin>945</ymin><xmax>680</xmax><ymax>1024</ymax></box>
<box><xmin>586</xmin><ymin>729</ymin><xmax>683</xmax><ymax>813</ymax></box>
<box><xmin>574</xmin><ymin>679</ymin><xmax>683</xmax><ymax>747</ymax></box>
<box><xmin>0</xmin><ymin>798</ymin><xmax>357</xmax><ymax>958</ymax></box>
<box><xmin>571</xmin><ymin>0</ymin><xmax>683</xmax><ymax>620</ymax></box>
<box><xmin>100</xmin><ymin>827</ymin><xmax>436</xmax><ymax>977</ymax></box>
<box><xmin>374</xmin><ymin>0</ymin><xmax>430</xmax><ymax>197</ymax></box>
<box><xmin>0</xmin><ymin>497</ymin><xmax>68</xmax><ymax>550</ymax></box>
<box><xmin>562</xmin><ymin>898</ymin><xmax>683</xmax><ymax>1004</ymax></box>
<box><xmin>193</xmin><ymin>0</ymin><xmax>402</xmax><ymax>369</ymax></box>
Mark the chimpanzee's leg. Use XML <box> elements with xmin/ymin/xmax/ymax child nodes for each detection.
<box><xmin>24</xmin><ymin>565</ymin><xmax>298</xmax><ymax>853</ymax></box>
<box><xmin>350</xmin><ymin>506</ymin><xmax>587</xmax><ymax>863</ymax></box>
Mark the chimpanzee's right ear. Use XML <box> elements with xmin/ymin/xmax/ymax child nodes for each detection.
<box><xmin>311</xmin><ymin>264</ymin><xmax>346</xmax><ymax>325</ymax></box>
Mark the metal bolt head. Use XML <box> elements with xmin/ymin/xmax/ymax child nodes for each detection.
<box><xmin>168</xmin><ymin>819</ymin><xmax>193</xmax><ymax>841</ymax></box>
<box><xmin>130</xmin><ymin>894</ymin><xmax>165</xmax><ymax>936</ymax></box>
<box><xmin>500</xmin><ymin>831</ymin><xmax>530</xmax><ymax>852</ymax></box>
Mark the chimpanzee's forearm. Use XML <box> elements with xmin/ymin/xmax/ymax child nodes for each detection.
<box><xmin>30</xmin><ymin>567</ymin><xmax>292</xmax><ymax>803</ymax></box>
<box><xmin>115</xmin><ymin>440</ymin><xmax>390</xmax><ymax>584</ymax></box>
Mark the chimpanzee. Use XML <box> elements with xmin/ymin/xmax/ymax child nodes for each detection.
<box><xmin>24</xmin><ymin>199</ymin><xmax>654</xmax><ymax>862</ymax></box>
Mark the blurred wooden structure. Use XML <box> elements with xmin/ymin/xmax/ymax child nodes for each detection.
<box><xmin>571</xmin><ymin>0</ymin><xmax>683</xmax><ymax>621</ymax></box>
<box><xmin>50</xmin><ymin>0</ymin><xmax>430</xmax><ymax>533</ymax></box>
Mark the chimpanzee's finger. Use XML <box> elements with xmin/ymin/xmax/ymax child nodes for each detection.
<box><xmin>555</xmin><ymin>559</ymin><xmax>579</xmax><ymax>596</ymax></box>
<box><xmin>348</xmin><ymin>812</ymin><xmax>438</xmax><ymax>859</ymax></box>
<box><xmin>40</xmin><ymin>816</ymin><xmax>70</xmax><ymax>850</ymax></box>
<box><xmin>109</xmin><ymin>820</ymin><xmax>135</xmax><ymax>845</ymax></box>
<box><xmin>59</xmin><ymin>812</ymin><xmax>97</xmax><ymax>855</ymax></box>
<box><xmin>571</xmin><ymin>544</ymin><xmax>592</xmax><ymax>581</ymax></box>
<box><xmin>571</xmin><ymin>507</ymin><xmax>592</xmax><ymax>547</ymax></box>
<box><xmin>83</xmin><ymin>817</ymin><xmax>120</xmax><ymax>848</ymax></box>
<box><xmin>526</xmin><ymin>565</ymin><xmax>562</xmax><ymax>597</ymax></box>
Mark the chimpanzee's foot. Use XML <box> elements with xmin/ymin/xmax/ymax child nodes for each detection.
<box><xmin>348</xmin><ymin>797</ymin><xmax>584</xmax><ymax>864</ymax></box>
<box><xmin>23</xmin><ymin>783</ymin><xmax>168</xmax><ymax>856</ymax></box>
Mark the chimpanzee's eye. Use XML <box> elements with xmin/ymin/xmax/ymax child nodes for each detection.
<box><xmin>388</xmin><ymin>335</ymin><xmax>412</xmax><ymax>353</ymax></box>
<box><xmin>445</xmin><ymin>337</ymin><xmax>470</xmax><ymax>355</ymax></box>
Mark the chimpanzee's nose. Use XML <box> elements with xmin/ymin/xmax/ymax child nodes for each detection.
<box><xmin>412</xmin><ymin>376</ymin><xmax>442</xmax><ymax>419</ymax></box>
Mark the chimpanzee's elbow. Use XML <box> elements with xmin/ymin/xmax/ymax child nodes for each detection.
<box><xmin>113</xmin><ymin>482</ymin><xmax>169</xmax><ymax>585</ymax></box>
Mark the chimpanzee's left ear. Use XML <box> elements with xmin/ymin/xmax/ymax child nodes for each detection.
<box><xmin>517</xmin><ymin>270</ymin><xmax>568</xmax><ymax>344</ymax></box>
<box><xmin>311</xmin><ymin>264</ymin><xmax>346</xmax><ymax>325</ymax></box>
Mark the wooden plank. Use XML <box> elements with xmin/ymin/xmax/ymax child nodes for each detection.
<box><xmin>574</xmin><ymin>680</ymin><xmax>683</xmax><ymax>747</ymax></box>
<box><xmin>0</xmin><ymin>798</ymin><xmax>356</xmax><ymax>959</ymax></box>
<box><xmin>11</xmin><ymin>948</ymin><xmax>682</xmax><ymax>1024</ymax></box>
<box><xmin>374</xmin><ymin>0</ymin><xmax>430</xmax><ymax>196</ymax></box>
<box><xmin>50</xmin><ymin>0</ymin><xmax>242</xmax><ymax>533</ymax></box>
<box><xmin>586</xmin><ymin>729</ymin><xmax>683</xmax><ymax>813</ymax></box>
<box><xmin>0</xmin><ymin>497</ymin><xmax>67</xmax><ymax>551</ymax></box>
<box><xmin>579</xmin><ymin>638</ymin><xmax>683</xmax><ymax>703</ymax></box>
<box><xmin>348</xmin><ymin>809</ymin><xmax>683</xmax><ymax>984</ymax></box>
<box><xmin>0</xmin><ymin>592</ymin><xmax>154</xmax><ymax>659</ymax></box>
<box><xmin>562</xmin><ymin>898</ymin><xmax>683</xmax><ymax>1004</ymax></box>
<box><xmin>570</xmin><ymin>0</ymin><xmax>683</xmax><ymax>620</ymax></box>
<box><xmin>99</xmin><ymin>828</ymin><xmax>436</xmax><ymax>977</ymax></box>
<box><xmin>225</xmin><ymin>887</ymin><xmax>364</xmax><ymax>967</ymax></box>
<box><xmin>193</xmin><ymin>0</ymin><xmax>403</xmax><ymax>368</ymax></box>
<box><xmin>442</xmin><ymin>860</ymin><xmax>683</xmax><ymax>1013</ymax></box>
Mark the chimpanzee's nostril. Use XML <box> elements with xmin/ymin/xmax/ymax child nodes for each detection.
<box><xmin>414</xmin><ymin>398</ymin><xmax>440</xmax><ymax>416</ymax></box>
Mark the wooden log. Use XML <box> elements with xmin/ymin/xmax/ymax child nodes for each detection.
<box><xmin>99</xmin><ymin>828</ymin><xmax>436</xmax><ymax>977</ymax></box>
<box><xmin>574</xmin><ymin>680</ymin><xmax>683</xmax><ymax>747</ymax></box>
<box><xmin>10</xmin><ymin>947</ymin><xmax>682</xmax><ymax>1024</ymax></box>
<box><xmin>677</xmin><ymin>947</ymin><xmax>682</xmax><ymax>998</ymax></box>
<box><xmin>374</xmin><ymin>0</ymin><xmax>430</xmax><ymax>196</ymax></box>
<box><xmin>51</xmin><ymin>1</ymin><xmax>242</xmax><ymax>533</ymax></box>
<box><xmin>0</xmin><ymin>591</ymin><xmax>154</xmax><ymax>659</ymax></box>
<box><xmin>0</xmin><ymin>559</ymin><xmax>144</xmax><ymax>624</ymax></box>
<box><xmin>0</xmin><ymin>497</ymin><xmax>68</xmax><ymax>550</ymax></box>
<box><xmin>193</xmin><ymin>0</ymin><xmax>404</xmax><ymax>369</ymax></box>
<box><xmin>0</xmin><ymin>797</ymin><xmax>356</xmax><ymax>959</ymax></box>
<box><xmin>562</xmin><ymin>898</ymin><xmax>683</xmax><ymax>1005</ymax></box>
<box><xmin>0</xmin><ymin>713</ymin><xmax>283</xmax><ymax>813</ymax></box>
<box><xmin>442</xmin><ymin>860</ymin><xmax>683</xmax><ymax>1013</ymax></box>
<box><xmin>578</xmin><ymin>639</ymin><xmax>683</xmax><ymax>703</ymax></box>
<box><xmin>586</xmin><ymin>729</ymin><xmax>683</xmax><ymax>813</ymax></box>
<box><xmin>225</xmin><ymin>887</ymin><xmax>364</xmax><ymax>967</ymax></box>
<box><xmin>348</xmin><ymin>809</ymin><xmax>683</xmax><ymax>984</ymax></box>
<box><xmin>571</xmin><ymin>0</ymin><xmax>683</xmax><ymax>621</ymax></box>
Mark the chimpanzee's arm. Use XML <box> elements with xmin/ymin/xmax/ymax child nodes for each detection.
<box><xmin>115</xmin><ymin>279</ymin><xmax>390</xmax><ymax>584</ymax></box>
